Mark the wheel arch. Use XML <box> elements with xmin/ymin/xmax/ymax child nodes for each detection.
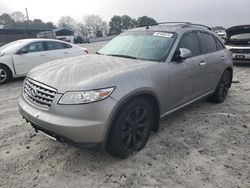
<box><xmin>0</xmin><ymin>63</ymin><xmax>13</xmax><ymax>78</ymax></box>
<box><xmin>104</xmin><ymin>90</ymin><xmax>161</xmax><ymax>149</ymax></box>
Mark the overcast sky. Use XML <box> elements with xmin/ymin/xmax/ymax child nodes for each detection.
<box><xmin>1</xmin><ymin>0</ymin><xmax>249</xmax><ymax>28</ymax></box>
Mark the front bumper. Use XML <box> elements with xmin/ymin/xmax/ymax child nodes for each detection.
<box><xmin>232</xmin><ymin>53</ymin><xmax>250</xmax><ymax>63</ymax></box>
<box><xmin>18</xmin><ymin>94</ymin><xmax>117</xmax><ymax>149</ymax></box>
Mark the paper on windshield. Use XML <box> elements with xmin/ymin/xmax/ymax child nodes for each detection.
<box><xmin>153</xmin><ymin>32</ymin><xmax>173</xmax><ymax>38</ymax></box>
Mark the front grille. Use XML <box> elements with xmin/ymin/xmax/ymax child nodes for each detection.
<box><xmin>230</xmin><ymin>48</ymin><xmax>250</xmax><ymax>54</ymax></box>
<box><xmin>24</xmin><ymin>78</ymin><xmax>57</xmax><ymax>108</ymax></box>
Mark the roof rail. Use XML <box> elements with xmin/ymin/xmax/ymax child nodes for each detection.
<box><xmin>139</xmin><ymin>22</ymin><xmax>211</xmax><ymax>30</ymax></box>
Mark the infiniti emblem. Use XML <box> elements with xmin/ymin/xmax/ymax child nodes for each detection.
<box><xmin>30</xmin><ymin>87</ymin><xmax>38</xmax><ymax>97</ymax></box>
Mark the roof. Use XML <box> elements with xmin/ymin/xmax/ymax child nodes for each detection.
<box><xmin>52</xmin><ymin>28</ymin><xmax>74</xmax><ymax>36</ymax></box>
<box><xmin>131</xmin><ymin>22</ymin><xmax>211</xmax><ymax>33</ymax></box>
<box><xmin>0</xmin><ymin>28</ymin><xmax>51</xmax><ymax>35</ymax></box>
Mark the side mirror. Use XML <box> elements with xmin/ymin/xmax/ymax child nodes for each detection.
<box><xmin>17</xmin><ymin>49</ymin><xmax>28</xmax><ymax>55</ymax></box>
<box><xmin>173</xmin><ymin>48</ymin><xmax>192</xmax><ymax>62</ymax></box>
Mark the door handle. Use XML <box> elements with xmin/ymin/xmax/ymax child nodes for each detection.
<box><xmin>40</xmin><ymin>54</ymin><xmax>46</xmax><ymax>57</ymax></box>
<box><xmin>63</xmin><ymin>52</ymin><xmax>69</xmax><ymax>54</ymax></box>
<box><xmin>221</xmin><ymin>56</ymin><xmax>225</xmax><ymax>61</ymax></box>
<box><xmin>199</xmin><ymin>61</ymin><xmax>206</xmax><ymax>66</ymax></box>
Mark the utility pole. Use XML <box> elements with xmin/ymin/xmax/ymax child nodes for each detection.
<box><xmin>25</xmin><ymin>8</ymin><xmax>30</xmax><ymax>22</ymax></box>
<box><xmin>25</xmin><ymin>8</ymin><xmax>30</xmax><ymax>37</ymax></box>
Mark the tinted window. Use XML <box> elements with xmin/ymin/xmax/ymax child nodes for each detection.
<box><xmin>46</xmin><ymin>41</ymin><xmax>71</xmax><ymax>50</ymax></box>
<box><xmin>178</xmin><ymin>32</ymin><xmax>200</xmax><ymax>57</ymax></box>
<box><xmin>20</xmin><ymin>42</ymin><xmax>44</xmax><ymax>53</ymax></box>
<box><xmin>214</xmin><ymin>37</ymin><xmax>225</xmax><ymax>50</ymax></box>
<box><xmin>199</xmin><ymin>32</ymin><xmax>217</xmax><ymax>54</ymax></box>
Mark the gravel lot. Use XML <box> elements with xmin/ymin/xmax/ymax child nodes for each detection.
<box><xmin>0</xmin><ymin>41</ymin><xmax>249</xmax><ymax>188</ymax></box>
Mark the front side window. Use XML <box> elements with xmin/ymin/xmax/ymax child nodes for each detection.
<box><xmin>20</xmin><ymin>42</ymin><xmax>44</xmax><ymax>53</ymax></box>
<box><xmin>178</xmin><ymin>32</ymin><xmax>201</xmax><ymax>57</ymax></box>
<box><xmin>46</xmin><ymin>41</ymin><xmax>71</xmax><ymax>50</ymax></box>
<box><xmin>199</xmin><ymin>32</ymin><xmax>217</xmax><ymax>54</ymax></box>
<box><xmin>97</xmin><ymin>31</ymin><xmax>177</xmax><ymax>62</ymax></box>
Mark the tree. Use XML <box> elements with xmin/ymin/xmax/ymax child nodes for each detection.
<box><xmin>109</xmin><ymin>15</ymin><xmax>123</xmax><ymax>35</ymax></box>
<box><xmin>11</xmin><ymin>11</ymin><xmax>26</xmax><ymax>22</ymax></box>
<box><xmin>45</xmin><ymin>22</ymin><xmax>56</xmax><ymax>29</ymax></box>
<box><xmin>109</xmin><ymin>15</ymin><xmax>137</xmax><ymax>35</ymax></box>
<box><xmin>137</xmin><ymin>16</ymin><xmax>157</xmax><ymax>27</ymax></box>
<box><xmin>84</xmin><ymin>15</ymin><xmax>107</xmax><ymax>37</ymax></box>
<box><xmin>76</xmin><ymin>23</ymin><xmax>89</xmax><ymax>36</ymax></box>
<box><xmin>58</xmin><ymin>16</ymin><xmax>76</xmax><ymax>31</ymax></box>
<box><xmin>0</xmin><ymin>13</ymin><xmax>15</xmax><ymax>28</ymax></box>
<box><xmin>121</xmin><ymin>15</ymin><xmax>137</xmax><ymax>30</ymax></box>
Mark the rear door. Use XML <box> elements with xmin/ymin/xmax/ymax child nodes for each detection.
<box><xmin>45</xmin><ymin>41</ymin><xmax>78</xmax><ymax>62</ymax></box>
<box><xmin>167</xmin><ymin>31</ymin><xmax>206</xmax><ymax>110</ymax></box>
<box><xmin>198</xmin><ymin>32</ymin><xmax>223</xmax><ymax>91</ymax></box>
<box><xmin>13</xmin><ymin>41</ymin><xmax>47</xmax><ymax>75</ymax></box>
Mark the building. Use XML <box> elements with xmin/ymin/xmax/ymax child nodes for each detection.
<box><xmin>0</xmin><ymin>27</ymin><xmax>75</xmax><ymax>46</ymax></box>
<box><xmin>0</xmin><ymin>28</ymin><xmax>51</xmax><ymax>45</ymax></box>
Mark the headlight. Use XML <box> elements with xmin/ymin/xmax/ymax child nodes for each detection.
<box><xmin>58</xmin><ymin>87</ymin><xmax>115</xmax><ymax>104</ymax></box>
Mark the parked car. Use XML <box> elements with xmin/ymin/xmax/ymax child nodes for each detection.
<box><xmin>225</xmin><ymin>25</ymin><xmax>250</xmax><ymax>63</ymax></box>
<box><xmin>74</xmin><ymin>36</ymin><xmax>90</xmax><ymax>44</ymax></box>
<box><xmin>0</xmin><ymin>38</ymin><xmax>88</xmax><ymax>84</ymax></box>
<box><xmin>18</xmin><ymin>23</ymin><xmax>233</xmax><ymax>158</ymax></box>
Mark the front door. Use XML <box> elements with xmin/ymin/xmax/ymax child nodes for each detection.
<box><xmin>13</xmin><ymin>42</ymin><xmax>47</xmax><ymax>75</ymax></box>
<box><xmin>166</xmin><ymin>31</ymin><xmax>207</xmax><ymax>111</ymax></box>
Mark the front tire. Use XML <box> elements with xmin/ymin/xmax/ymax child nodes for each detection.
<box><xmin>0</xmin><ymin>65</ymin><xmax>11</xmax><ymax>84</ymax></box>
<box><xmin>107</xmin><ymin>97</ymin><xmax>153</xmax><ymax>158</ymax></box>
<box><xmin>209</xmin><ymin>70</ymin><xmax>232</xmax><ymax>103</ymax></box>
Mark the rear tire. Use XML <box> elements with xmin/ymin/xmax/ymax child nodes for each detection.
<box><xmin>0</xmin><ymin>65</ymin><xmax>11</xmax><ymax>84</ymax></box>
<box><xmin>107</xmin><ymin>97</ymin><xmax>153</xmax><ymax>158</ymax></box>
<box><xmin>209</xmin><ymin>70</ymin><xmax>232</xmax><ymax>103</ymax></box>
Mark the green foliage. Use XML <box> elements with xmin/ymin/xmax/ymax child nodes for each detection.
<box><xmin>109</xmin><ymin>15</ymin><xmax>137</xmax><ymax>35</ymax></box>
<box><xmin>137</xmin><ymin>16</ymin><xmax>157</xmax><ymax>27</ymax></box>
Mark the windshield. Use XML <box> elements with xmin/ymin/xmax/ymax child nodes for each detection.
<box><xmin>230</xmin><ymin>33</ymin><xmax>250</xmax><ymax>40</ymax></box>
<box><xmin>97</xmin><ymin>31</ymin><xmax>177</xmax><ymax>62</ymax></box>
<box><xmin>0</xmin><ymin>40</ymin><xmax>27</xmax><ymax>53</ymax></box>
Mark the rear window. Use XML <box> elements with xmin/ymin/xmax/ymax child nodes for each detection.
<box><xmin>199</xmin><ymin>32</ymin><xmax>217</xmax><ymax>54</ymax></box>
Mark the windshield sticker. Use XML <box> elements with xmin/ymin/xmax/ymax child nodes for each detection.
<box><xmin>153</xmin><ymin>32</ymin><xmax>173</xmax><ymax>38</ymax></box>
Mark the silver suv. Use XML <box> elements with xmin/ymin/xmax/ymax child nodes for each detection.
<box><xmin>18</xmin><ymin>22</ymin><xmax>233</xmax><ymax>158</ymax></box>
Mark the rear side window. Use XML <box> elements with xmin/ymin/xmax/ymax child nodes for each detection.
<box><xmin>199</xmin><ymin>32</ymin><xmax>217</xmax><ymax>54</ymax></box>
<box><xmin>46</xmin><ymin>41</ymin><xmax>72</xmax><ymax>50</ymax></box>
<box><xmin>214</xmin><ymin>37</ymin><xmax>225</xmax><ymax>51</ymax></box>
<box><xmin>178</xmin><ymin>32</ymin><xmax>200</xmax><ymax>57</ymax></box>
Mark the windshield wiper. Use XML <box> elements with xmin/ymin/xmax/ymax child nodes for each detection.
<box><xmin>106</xmin><ymin>54</ymin><xmax>137</xmax><ymax>59</ymax></box>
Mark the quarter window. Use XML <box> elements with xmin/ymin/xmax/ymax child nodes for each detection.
<box><xmin>199</xmin><ymin>32</ymin><xmax>217</xmax><ymax>54</ymax></box>
<box><xmin>46</xmin><ymin>41</ymin><xmax>72</xmax><ymax>50</ymax></box>
<box><xmin>178</xmin><ymin>32</ymin><xmax>201</xmax><ymax>57</ymax></box>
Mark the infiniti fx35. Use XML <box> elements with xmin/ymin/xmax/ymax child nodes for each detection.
<box><xmin>18</xmin><ymin>23</ymin><xmax>233</xmax><ymax>158</ymax></box>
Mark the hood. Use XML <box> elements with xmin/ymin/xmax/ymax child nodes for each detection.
<box><xmin>28</xmin><ymin>54</ymin><xmax>156</xmax><ymax>93</ymax></box>
<box><xmin>226</xmin><ymin>25</ymin><xmax>250</xmax><ymax>46</ymax></box>
<box><xmin>226</xmin><ymin>25</ymin><xmax>250</xmax><ymax>38</ymax></box>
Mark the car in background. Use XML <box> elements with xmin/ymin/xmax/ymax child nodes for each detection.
<box><xmin>225</xmin><ymin>25</ymin><xmax>250</xmax><ymax>63</ymax></box>
<box><xmin>0</xmin><ymin>38</ymin><xmax>88</xmax><ymax>84</ymax></box>
<box><xmin>18</xmin><ymin>22</ymin><xmax>233</xmax><ymax>158</ymax></box>
<box><xmin>74</xmin><ymin>36</ymin><xmax>90</xmax><ymax>44</ymax></box>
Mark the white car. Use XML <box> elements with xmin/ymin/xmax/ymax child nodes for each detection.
<box><xmin>0</xmin><ymin>38</ymin><xmax>88</xmax><ymax>84</ymax></box>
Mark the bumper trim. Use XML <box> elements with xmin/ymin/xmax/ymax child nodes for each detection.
<box><xmin>27</xmin><ymin>118</ymin><xmax>104</xmax><ymax>151</ymax></box>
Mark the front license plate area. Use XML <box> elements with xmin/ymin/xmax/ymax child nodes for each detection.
<box><xmin>235</xmin><ymin>55</ymin><xmax>245</xmax><ymax>59</ymax></box>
